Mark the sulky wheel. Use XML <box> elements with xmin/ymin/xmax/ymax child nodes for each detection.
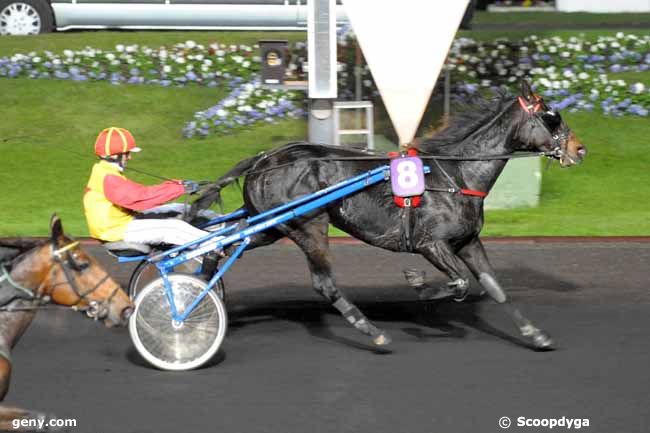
<box><xmin>128</xmin><ymin>257</ymin><xmax>225</xmax><ymax>302</ymax></box>
<box><xmin>129</xmin><ymin>274</ymin><xmax>227</xmax><ymax>371</ymax></box>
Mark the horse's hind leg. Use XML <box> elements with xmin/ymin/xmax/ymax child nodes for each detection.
<box><xmin>406</xmin><ymin>241</ymin><xmax>472</xmax><ymax>301</ymax></box>
<box><xmin>458</xmin><ymin>237</ymin><xmax>553</xmax><ymax>350</ymax></box>
<box><xmin>284</xmin><ymin>216</ymin><xmax>391</xmax><ymax>346</ymax></box>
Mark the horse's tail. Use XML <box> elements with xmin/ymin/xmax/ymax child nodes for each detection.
<box><xmin>190</xmin><ymin>153</ymin><xmax>265</xmax><ymax>215</ymax></box>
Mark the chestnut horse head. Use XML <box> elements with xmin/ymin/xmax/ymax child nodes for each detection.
<box><xmin>2</xmin><ymin>215</ymin><xmax>133</xmax><ymax>327</ymax></box>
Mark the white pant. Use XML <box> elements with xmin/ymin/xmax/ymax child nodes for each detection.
<box><xmin>123</xmin><ymin>204</ymin><xmax>223</xmax><ymax>247</ymax></box>
<box><xmin>124</xmin><ymin>218</ymin><xmax>212</xmax><ymax>247</ymax></box>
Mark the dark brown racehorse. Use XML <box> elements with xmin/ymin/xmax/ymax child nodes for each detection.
<box><xmin>193</xmin><ymin>81</ymin><xmax>586</xmax><ymax>350</ymax></box>
<box><xmin>0</xmin><ymin>215</ymin><xmax>132</xmax><ymax>431</ymax></box>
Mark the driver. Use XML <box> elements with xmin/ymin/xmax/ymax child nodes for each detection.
<box><xmin>83</xmin><ymin>127</ymin><xmax>219</xmax><ymax>248</ymax></box>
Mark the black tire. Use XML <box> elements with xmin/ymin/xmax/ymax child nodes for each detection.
<box><xmin>0</xmin><ymin>0</ymin><xmax>54</xmax><ymax>35</ymax></box>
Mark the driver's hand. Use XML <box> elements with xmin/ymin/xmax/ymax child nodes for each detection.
<box><xmin>183</xmin><ymin>180</ymin><xmax>199</xmax><ymax>194</ymax></box>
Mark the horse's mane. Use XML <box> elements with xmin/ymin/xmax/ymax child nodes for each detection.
<box><xmin>417</xmin><ymin>90</ymin><xmax>515</xmax><ymax>152</ymax></box>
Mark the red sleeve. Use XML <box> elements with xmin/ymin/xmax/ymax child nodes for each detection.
<box><xmin>103</xmin><ymin>175</ymin><xmax>185</xmax><ymax>211</ymax></box>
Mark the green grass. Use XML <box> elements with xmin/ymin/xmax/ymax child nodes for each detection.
<box><xmin>1</xmin><ymin>23</ymin><xmax>650</xmax><ymax>237</ymax></box>
<box><xmin>0</xmin><ymin>78</ymin><xmax>306</xmax><ymax>237</ymax></box>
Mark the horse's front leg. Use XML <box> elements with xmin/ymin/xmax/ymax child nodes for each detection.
<box><xmin>458</xmin><ymin>236</ymin><xmax>554</xmax><ymax>350</ymax></box>
<box><xmin>404</xmin><ymin>241</ymin><xmax>471</xmax><ymax>301</ymax></box>
<box><xmin>0</xmin><ymin>353</ymin><xmax>51</xmax><ymax>432</ymax></box>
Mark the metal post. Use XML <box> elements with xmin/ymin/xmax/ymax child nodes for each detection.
<box><xmin>308</xmin><ymin>0</ymin><xmax>337</xmax><ymax>145</ymax></box>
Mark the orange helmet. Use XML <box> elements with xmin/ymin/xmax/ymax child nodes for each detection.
<box><xmin>94</xmin><ymin>127</ymin><xmax>141</xmax><ymax>157</ymax></box>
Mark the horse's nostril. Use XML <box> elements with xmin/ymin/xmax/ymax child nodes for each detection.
<box><xmin>121</xmin><ymin>307</ymin><xmax>134</xmax><ymax>321</ymax></box>
<box><xmin>577</xmin><ymin>147</ymin><xmax>587</xmax><ymax>157</ymax></box>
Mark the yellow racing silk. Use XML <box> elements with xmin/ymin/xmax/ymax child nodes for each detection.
<box><xmin>83</xmin><ymin>160</ymin><xmax>135</xmax><ymax>241</ymax></box>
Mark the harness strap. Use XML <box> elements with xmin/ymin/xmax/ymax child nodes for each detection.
<box><xmin>0</xmin><ymin>266</ymin><xmax>34</xmax><ymax>299</ymax></box>
<box><xmin>460</xmin><ymin>189</ymin><xmax>488</xmax><ymax>198</ymax></box>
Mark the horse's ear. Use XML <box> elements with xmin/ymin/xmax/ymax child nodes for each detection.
<box><xmin>50</xmin><ymin>213</ymin><xmax>64</xmax><ymax>246</ymax></box>
<box><xmin>520</xmin><ymin>79</ymin><xmax>534</xmax><ymax>101</ymax></box>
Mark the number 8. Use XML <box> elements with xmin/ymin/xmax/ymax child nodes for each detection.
<box><xmin>396</xmin><ymin>160</ymin><xmax>418</xmax><ymax>189</ymax></box>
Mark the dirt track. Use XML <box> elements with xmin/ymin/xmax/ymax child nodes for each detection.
<box><xmin>6</xmin><ymin>241</ymin><xmax>650</xmax><ymax>433</ymax></box>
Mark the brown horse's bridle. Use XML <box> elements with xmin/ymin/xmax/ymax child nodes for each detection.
<box><xmin>49</xmin><ymin>241</ymin><xmax>120</xmax><ymax>320</ymax></box>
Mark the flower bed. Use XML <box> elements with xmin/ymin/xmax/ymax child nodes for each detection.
<box><xmin>2</xmin><ymin>32</ymin><xmax>648</xmax><ymax>140</ymax></box>
<box><xmin>182</xmin><ymin>77</ymin><xmax>304</xmax><ymax>138</ymax></box>
<box><xmin>0</xmin><ymin>41</ymin><xmax>260</xmax><ymax>85</ymax></box>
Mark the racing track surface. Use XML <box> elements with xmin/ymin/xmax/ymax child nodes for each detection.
<box><xmin>6</xmin><ymin>241</ymin><xmax>650</xmax><ymax>433</ymax></box>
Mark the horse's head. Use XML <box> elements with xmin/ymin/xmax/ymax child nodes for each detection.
<box><xmin>514</xmin><ymin>80</ymin><xmax>587</xmax><ymax>167</ymax></box>
<box><xmin>43</xmin><ymin>215</ymin><xmax>133</xmax><ymax>327</ymax></box>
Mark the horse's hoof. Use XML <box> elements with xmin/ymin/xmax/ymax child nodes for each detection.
<box><xmin>373</xmin><ymin>332</ymin><xmax>392</xmax><ymax>346</ymax></box>
<box><xmin>453</xmin><ymin>286</ymin><xmax>471</xmax><ymax>303</ymax></box>
<box><xmin>531</xmin><ymin>330</ymin><xmax>554</xmax><ymax>351</ymax></box>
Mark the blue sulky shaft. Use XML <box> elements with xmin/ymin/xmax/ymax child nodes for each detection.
<box><xmin>135</xmin><ymin>164</ymin><xmax>431</xmax><ymax>323</ymax></box>
<box><xmin>169</xmin><ymin>166</ymin><xmax>394</xmax><ymax>322</ymax></box>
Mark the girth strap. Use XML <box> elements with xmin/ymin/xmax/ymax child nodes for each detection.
<box><xmin>400</xmin><ymin>205</ymin><xmax>414</xmax><ymax>253</ymax></box>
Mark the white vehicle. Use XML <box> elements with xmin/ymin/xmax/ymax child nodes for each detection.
<box><xmin>0</xmin><ymin>0</ymin><xmax>347</xmax><ymax>35</ymax></box>
<box><xmin>0</xmin><ymin>0</ymin><xmax>476</xmax><ymax>36</ymax></box>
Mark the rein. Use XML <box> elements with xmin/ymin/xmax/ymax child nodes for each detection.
<box><xmin>242</xmin><ymin>150</ymin><xmax>552</xmax><ymax>178</ymax></box>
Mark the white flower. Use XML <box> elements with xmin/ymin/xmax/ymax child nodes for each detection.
<box><xmin>195</xmin><ymin>54</ymin><xmax>204</xmax><ymax>61</ymax></box>
<box><xmin>562</xmin><ymin>70</ymin><xmax>574</xmax><ymax>78</ymax></box>
<box><xmin>203</xmin><ymin>59</ymin><xmax>213</xmax><ymax>67</ymax></box>
<box><xmin>176</xmin><ymin>57</ymin><xmax>186</xmax><ymax>64</ymax></box>
<box><xmin>159</xmin><ymin>50</ymin><xmax>168</xmax><ymax>59</ymax></box>
<box><xmin>549</xmin><ymin>46</ymin><xmax>558</xmax><ymax>53</ymax></box>
<box><xmin>560</xmin><ymin>51</ymin><xmax>570</xmax><ymax>58</ymax></box>
<box><xmin>163</xmin><ymin>65</ymin><xmax>172</xmax><ymax>73</ymax></box>
<box><xmin>578</xmin><ymin>72</ymin><xmax>589</xmax><ymax>80</ymax></box>
<box><xmin>539</xmin><ymin>78</ymin><xmax>551</xmax><ymax>88</ymax></box>
<box><xmin>185</xmin><ymin>40</ymin><xmax>197</xmax><ymax>49</ymax></box>
<box><xmin>116</xmin><ymin>44</ymin><xmax>125</xmax><ymax>53</ymax></box>
<box><xmin>216</xmin><ymin>50</ymin><xmax>225</xmax><ymax>57</ymax></box>
<box><xmin>52</xmin><ymin>59</ymin><xmax>61</xmax><ymax>66</ymax></box>
<box><xmin>616</xmin><ymin>32</ymin><xmax>624</xmax><ymax>39</ymax></box>
<box><xmin>32</xmin><ymin>56</ymin><xmax>41</xmax><ymax>63</ymax></box>
<box><xmin>201</xmin><ymin>65</ymin><xmax>210</xmax><ymax>72</ymax></box>
<box><xmin>630</xmin><ymin>82</ymin><xmax>646</xmax><ymax>94</ymax></box>
<box><xmin>242</xmin><ymin>60</ymin><xmax>251</xmax><ymax>68</ymax></box>
<box><xmin>63</xmin><ymin>49</ymin><xmax>74</xmax><ymax>58</ymax></box>
<box><xmin>126</xmin><ymin>45</ymin><xmax>137</xmax><ymax>53</ymax></box>
<box><xmin>223</xmin><ymin>99</ymin><xmax>236</xmax><ymax>107</ymax></box>
<box><xmin>217</xmin><ymin>109</ymin><xmax>228</xmax><ymax>117</ymax></box>
<box><xmin>105</xmin><ymin>53</ymin><xmax>116</xmax><ymax>61</ymax></box>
